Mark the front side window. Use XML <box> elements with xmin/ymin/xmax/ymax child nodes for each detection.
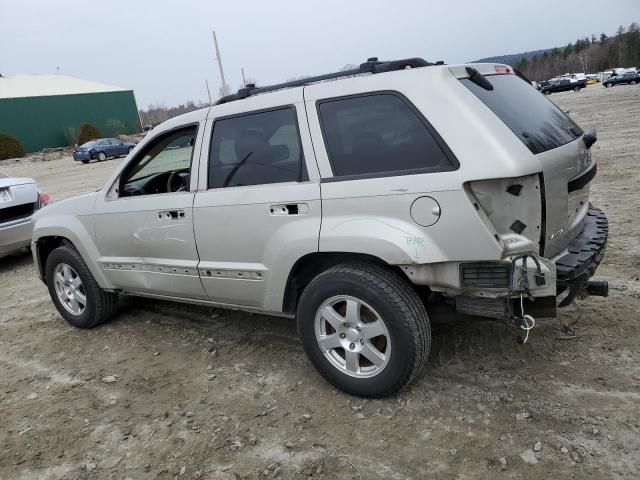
<box><xmin>208</xmin><ymin>107</ymin><xmax>306</xmax><ymax>188</ymax></box>
<box><xmin>120</xmin><ymin>126</ymin><xmax>197</xmax><ymax>196</ymax></box>
<box><xmin>317</xmin><ymin>93</ymin><xmax>457</xmax><ymax>178</ymax></box>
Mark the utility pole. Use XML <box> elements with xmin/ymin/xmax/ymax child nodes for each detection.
<box><xmin>241</xmin><ymin>68</ymin><xmax>246</xmax><ymax>87</ymax></box>
<box><xmin>212</xmin><ymin>30</ymin><xmax>229</xmax><ymax>97</ymax></box>
<box><xmin>205</xmin><ymin>79</ymin><xmax>213</xmax><ymax>106</ymax></box>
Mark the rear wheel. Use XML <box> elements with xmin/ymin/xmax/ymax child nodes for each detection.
<box><xmin>45</xmin><ymin>245</ymin><xmax>117</xmax><ymax>328</ymax></box>
<box><xmin>97</xmin><ymin>152</ymin><xmax>106</xmax><ymax>161</ymax></box>
<box><xmin>297</xmin><ymin>263</ymin><xmax>430</xmax><ymax>397</ymax></box>
<box><xmin>631</xmin><ymin>80</ymin><xmax>638</xmax><ymax>85</ymax></box>
<box><xmin>544</xmin><ymin>89</ymin><xmax>551</xmax><ymax>95</ymax></box>
<box><xmin>605</xmin><ymin>83</ymin><xmax>612</xmax><ymax>88</ymax></box>
<box><xmin>574</xmin><ymin>86</ymin><xmax>581</xmax><ymax>92</ymax></box>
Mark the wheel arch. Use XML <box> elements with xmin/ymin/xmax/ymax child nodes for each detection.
<box><xmin>33</xmin><ymin>222</ymin><xmax>111</xmax><ymax>289</ymax></box>
<box><xmin>34</xmin><ymin>235</ymin><xmax>73</xmax><ymax>281</ymax></box>
<box><xmin>282</xmin><ymin>252</ymin><xmax>422</xmax><ymax>314</ymax></box>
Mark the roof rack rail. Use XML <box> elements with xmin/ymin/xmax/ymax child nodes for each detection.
<box><xmin>216</xmin><ymin>57</ymin><xmax>443</xmax><ymax>105</ymax></box>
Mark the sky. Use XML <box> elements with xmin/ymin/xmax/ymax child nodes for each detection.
<box><xmin>1</xmin><ymin>0</ymin><xmax>638</xmax><ymax>108</ymax></box>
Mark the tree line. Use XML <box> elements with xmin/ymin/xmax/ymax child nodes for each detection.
<box><xmin>138</xmin><ymin>77</ymin><xmax>257</xmax><ymax>126</ymax></box>
<box><xmin>514</xmin><ymin>23</ymin><xmax>640</xmax><ymax>81</ymax></box>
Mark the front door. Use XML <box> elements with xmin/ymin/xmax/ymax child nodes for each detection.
<box><xmin>93</xmin><ymin>122</ymin><xmax>207</xmax><ymax>299</ymax></box>
<box><xmin>193</xmin><ymin>92</ymin><xmax>321</xmax><ymax>311</ymax></box>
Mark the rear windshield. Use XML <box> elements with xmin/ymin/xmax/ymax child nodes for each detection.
<box><xmin>461</xmin><ymin>74</ymin><xmax>582</xmax><ymax>154</ymax></box>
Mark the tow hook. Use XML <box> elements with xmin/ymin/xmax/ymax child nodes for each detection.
<box><xmin>586</xmin><ymin>280</ymin><xmax>608</xmax><ymax>297</ymax></box>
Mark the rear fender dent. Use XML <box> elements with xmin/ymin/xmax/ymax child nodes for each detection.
<box><xmin>320</xmin><ymin>216</ymin><xmax>445</xmax><ymax>264</ymax></box>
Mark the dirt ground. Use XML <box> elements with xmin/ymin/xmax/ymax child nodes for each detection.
<box><xmin>1</xmin><ymin>85</ymin><xmax>639</xmax><ymax>480</ymax></box>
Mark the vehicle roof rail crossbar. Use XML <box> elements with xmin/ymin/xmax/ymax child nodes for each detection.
<box><xmin>215</xmin><ymin>57</ymin><xmax>437</xmax><ymax>105</ymax></box>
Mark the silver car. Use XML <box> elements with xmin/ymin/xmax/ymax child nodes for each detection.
<box><xmin>31</xmin><ymin>58</ymin><xmax>608</xmax><ymax>397</ymax></box>
<box><xmin>0</xmin><ymin>171</ymin><xmax>50</xmax><ymax>258</ymax></box>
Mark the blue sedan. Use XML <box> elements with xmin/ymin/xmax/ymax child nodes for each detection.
<box><xmin>73</xmin><ymin>138</ymin><xmax>136</xmax><ymax>164</ymax></box>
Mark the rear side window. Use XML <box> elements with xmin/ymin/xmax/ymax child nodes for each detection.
<box><xmin>317</xmin><ymin>93</ymin><xmax>457</xmax><ymax>178</ymax></box>
<box><xmin>208</xmin><ymin>107</ymin><xmax>306</xmax><ymax>188</ymax></box>
<box><xmin>461</xmin><ymin>74</ymin><xmax>581</xmax><ymax>154</ymax></box>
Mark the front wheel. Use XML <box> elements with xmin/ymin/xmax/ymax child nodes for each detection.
<box><xmin>45</xmin><ymin>245</ymin><xmax>118</xmax><ymax>328</ymax></box>
<box><xmin>544</xmin><ymin>90</ymin><xmax>551</xmax><ymax>95</ymax></box>
<box><xmin>631</xmin><ymin>80</ymin><xmax>638</xmax><ymax>85</ymax></box>
<box><xmin>81</xmin><ymin>160</ymin><xmax>89</xmax><ymax>164</ymax></box>
<box><xmin>97</xmin><ymin>152</ymin><xmax>107</xmax><ymax>161</ymax></box>
<box><xmin>574</xmin><ymin>86</ymin><xmax>581</xmax><ymax>92</ymax></box>
<box><xmin>297</xmin><ymin>263</ymin><xmax>430</xmax><ymax>397</ymax></box>
<box><xmin>605</xmin><ymin>83</ymin><xmax>612</xmax><ymax>88</ymax></box>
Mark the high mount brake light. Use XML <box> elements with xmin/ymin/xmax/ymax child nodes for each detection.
<box><xmin>494</xmin><ymin>65</ymin><xmax>512</xmax><ymax>74</ymax></box>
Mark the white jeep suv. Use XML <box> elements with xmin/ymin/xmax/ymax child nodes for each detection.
<box><xmin>32</xmin><ymin>58</ymin><xmax>608</xmax><ymax>397</ymax></box>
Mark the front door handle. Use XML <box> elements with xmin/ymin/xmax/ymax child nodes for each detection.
<box><xmin>157</xmin><ymin>210</ymin><xmax>185</xmax><ymax>220</ymax></box>
<box><xmin>269</xmin><ymin>203</ymin><xmax>309</xmax><ymax>216</ymax></box>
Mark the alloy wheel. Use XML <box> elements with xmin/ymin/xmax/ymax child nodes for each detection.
<box><xmin>53</xmin><ymin>263</ymin><xmax>87</xmax><ymax>315</ymax></box>
<box><xmin>314</xmin><ymin>295</ymin><xmax>391</xmax><ymax>378</ymax></box>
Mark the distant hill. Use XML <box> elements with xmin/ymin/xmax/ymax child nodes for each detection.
<box><xmin>473</xmin><ymin>48</ymin><xmax>553</xmax><ymax>65</ymax></box>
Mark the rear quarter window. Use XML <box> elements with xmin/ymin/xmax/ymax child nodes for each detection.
<box><xmin>317</xmin><ymin>93</ymin><xmax>458</xmax><ymax>178</ymax></box>
<box><xmin>461</xmin><ymin>74</ymin><xmax>582</xmax><ymax>154</ymax></box>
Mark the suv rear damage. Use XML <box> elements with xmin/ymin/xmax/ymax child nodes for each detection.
<box><xmin>32</xmin><ymin>57</ymin><xmax>608</xmax><ymax>397</ymax></box>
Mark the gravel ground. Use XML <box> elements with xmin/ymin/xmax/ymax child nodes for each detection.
<box><xmin>1</xmin><ymin>84</ymin><xmax>639</xmax><ymax>480</ymax></box>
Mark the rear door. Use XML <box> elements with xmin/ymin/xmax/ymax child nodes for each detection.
<box><xmin>193</xmin><ymin>89</ymin><xmax>321</xmax><ymax>311</ymax></box>
<box><xmin>96</xmin><ymin>139</ymin><xmax>110</xmax><ymax>157</ymax></box>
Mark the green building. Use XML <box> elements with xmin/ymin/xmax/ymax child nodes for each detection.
<box><xmin>0</xmin><ymin>74</ymin><xmax>141</xmax><ymax>152</ymax></box>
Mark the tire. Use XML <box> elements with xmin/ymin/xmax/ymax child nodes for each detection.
<box><xmin>45</xmin><ymin>245</ymin><xmax>117</xmax><ymax>328</ymax></box>
<box><xmin>605</xmin><ymin>83</ymin><xmax>612</xmax><ymax>88</ymax></box>
<box><xmin>544</xmin><ymin>90</ymin><xmax>551</xmax><ymax>95</ymax></box>
<box><xmin>81</xmin><ymin>160</ymin><xmax>89</xmax><ymax>164</ymax></box>
<box><xmin>97</xmin><ymin>152</ymin><xmax>107</xmax><ymax>161</ymax></box>
<box><xmin>574</xmin><ymin>86</ymin><xmax>580</xmax><ymax>92</ymax></box>
<box><xmin>631</xmin><ymin>80</ymin><xmax>638</xmax><ymax>85</ymax></box>
<box><xmin>297</xmin><ymin>262</ymin><xmax>430</xmax><ymax>397</ymax></box>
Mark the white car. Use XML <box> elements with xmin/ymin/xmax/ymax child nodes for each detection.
<box><xmin>31</xmin><ymin>58</ymin><xmax>608</xmax><ymax>397</ymax></box>
<box><xmin>0</xmin><ymin>171</ymin><xmax>50</xmax><ymax>258</ymax></box>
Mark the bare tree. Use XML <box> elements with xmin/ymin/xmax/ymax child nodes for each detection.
<box><xmin>64</xmin><ymin>126</ymin><xmax>81</xmax><ymax>146</ymax></box>
<box><xmin>139</xmin><ymin>100</ymin><xmax>210</xmax><ymax>126</ymax></box>
<box><xmin>106</xmin><ymin>119</ymin><xmax>125</xmax><ymax>137</ymax></box>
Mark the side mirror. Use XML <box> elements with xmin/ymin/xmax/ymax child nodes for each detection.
<box><xmin>272</xmin><ymin>144</ymin><xmax>290</xmax><ymax>162</ymax></box>
<box><xmin>583</xmin><ymin>128</ymin><xmax>597</xmax><ymax>149</ymax></box>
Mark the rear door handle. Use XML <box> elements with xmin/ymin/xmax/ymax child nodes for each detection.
<box><xmin>157</xmin><ymin>210</ymin><xmax>185</xmax><ymax>220</ymax></box>
<box><xmin>269</xmin><ymin>203</ymin><xmax>309</xmax><ymax>216</ymax></box>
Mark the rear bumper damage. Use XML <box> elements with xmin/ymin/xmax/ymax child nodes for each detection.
<box><xmin>455</xmin><ymin>207</ymin><xmax>608</xmax><ymax>320</ymax></box>
<box><xmin>553</xmin><ymin>207</ymin><xmax>608</xmax><ymax>306</ymax></box>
